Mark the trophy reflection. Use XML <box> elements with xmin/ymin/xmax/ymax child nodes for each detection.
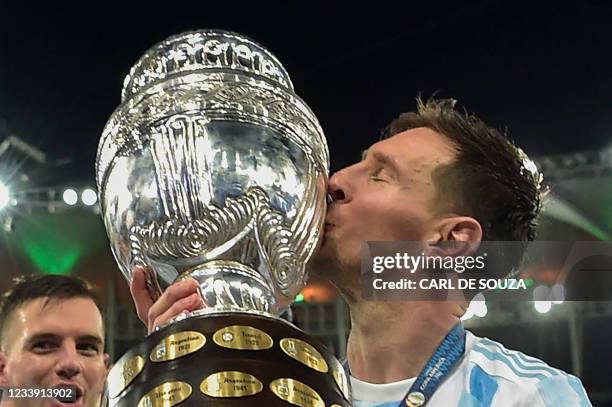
<box><xmin>96</xmin><ymin>30</ymin><xmax>351</xmax><ymax>406</ymax></box>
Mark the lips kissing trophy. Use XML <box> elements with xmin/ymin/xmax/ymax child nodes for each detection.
<box><xmin>96</xmin><ymin>30</ymin><xmax>351</xmax><ymax>407</ymax></box>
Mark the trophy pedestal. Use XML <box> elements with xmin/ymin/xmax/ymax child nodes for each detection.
<box><xmin>106</xmin><ymin>312</ymin><xmax>351</xmax><ymax>406</ymax></box>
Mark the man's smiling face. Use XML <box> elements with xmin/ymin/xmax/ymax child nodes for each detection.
<box><xmin>0</xmin><ymin>297</ymin><xmax>109</xmax><ymax>407</ymax></box>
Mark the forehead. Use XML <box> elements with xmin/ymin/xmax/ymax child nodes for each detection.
<box><xmin>7</xmin><ymin>297</ymin><xmax>104</xmax><ymax>340</ymax></box>
<box><xmin>370</xmin><ymin>127</ymin><xmax>457</xmax><ymax>172</ymax></box>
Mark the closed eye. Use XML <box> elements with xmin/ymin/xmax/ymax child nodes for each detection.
<box><xmin>370</xmin><ymin>167</ymin><xmax>387</xmax><ymax>182</ymax></box>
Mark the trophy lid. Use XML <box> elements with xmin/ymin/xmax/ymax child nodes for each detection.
<box><xmin>121</xmin><ymin>29</ymin><xmax>294</xmax><ymax>102</ymax></box>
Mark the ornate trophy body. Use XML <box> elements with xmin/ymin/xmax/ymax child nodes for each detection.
<box><xmin>96</xmin><ymin>30</ymin><xmax>351</xmax><ymax>406</ymax></box>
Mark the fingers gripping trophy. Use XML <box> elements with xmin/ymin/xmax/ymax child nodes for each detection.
<box><xmin>96</xmin><ymin>30</ymin><xmax>351</xmax><ymax>406</ymax></box>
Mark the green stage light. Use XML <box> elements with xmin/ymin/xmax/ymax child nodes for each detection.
<box><xmin>9</xmin><ymin>213</ymin><xmax>106</xmax><ymax>275</ymax></box>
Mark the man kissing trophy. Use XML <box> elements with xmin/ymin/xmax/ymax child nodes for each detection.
<box><xmin>96</xmin><ymin>30</ymin><xmax>351</xmax><ymax>406</ymax></box>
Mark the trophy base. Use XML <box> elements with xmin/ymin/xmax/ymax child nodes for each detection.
<box><xmin>105</xmin><ymin>312</ymin><xmax>351</xmax><ymax>406</ymax></box>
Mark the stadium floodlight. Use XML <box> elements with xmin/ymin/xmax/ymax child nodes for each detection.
<box><xmin>461</xmin><ymin>308</ymin><xmax>474</xmax><ymax>321</ymax></box>
<box><xmin>471</xmin><ymin>293</ymin><xmax>488</xmax><ymax>318</ymax></box>
<box><xmin>81</xmin><ymin>188</ymin><xmax>97</xmax><ymax>206</ymax></box>
<box><xmin>62</xmin><ymin>188</ymin><xmax>78</xmax><ymax>206</ymax></box>
<box><xmin>0</xmin><ymin>180</ymin><xmax>9</xmax><ymax>209</ymax></box>
<box><xmin>551</xmin><ymin>284</ymin><xmax>565</xmax><ymax>304</ymax></box>
<box><xmin>533</xmin><ymin>284</ymin><xmax>551</xmax><ymax>301</ymax></box>
<box><xmin>534</xmin><ymin>301</ymin><xmax>552</xmax><ymax>314</ymax></box>
<box><xmin>473</xmin><ymin>301</ymin><xmax>488</xmax><ymax>318</ymax></box>
<box><xmin>462</xmin><ymin>293</ymin><xmax>487</xmax><ymax>320</ymax></box>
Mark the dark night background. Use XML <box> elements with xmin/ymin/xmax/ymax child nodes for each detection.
<box><xmin>1</xmin><ymin>1</ymin><xmax>611</xmax><ymax>185</ymax></box>
<box><xmin>0</xmin><ymin>0</ymin><xmax>611</xmax><ymax>404</ymax></box>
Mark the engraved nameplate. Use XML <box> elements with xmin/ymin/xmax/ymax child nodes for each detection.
<box><xmin>279</xmin><ymin>338</ymin><xmax>329</xmax><ymax>373</ymax></box>
<box><xmin>150</xmin><ymin>331</ymin><xmax>206</xmax><ymax>362</ymax></box>
<box><xmin>213</xmin><ymin>325</ymin><xmax>273</xmax><ymax>350</ymax></box>
<box><xmin>107</xmin><ymin>354</ymin><xmax>145</xmax><ymax>398</ymax></box>
<box><xmin>269</xmin><ymin>378</ymin><xmax>325</xmax><ymax>407</ymax></box>
<box><xmin>333</xmin><ymin>368</ymin><xmax>350</xmax><ymax>400</ymax></box>
<box><xmin>200</xmin><ymin>371</ymin><xmax>263</xmax><ymax>398</ymax></box>
<box><xmin>137</xmin><ymin>381</ymin><xmax>192</xmax><ymax>407</ymax></box>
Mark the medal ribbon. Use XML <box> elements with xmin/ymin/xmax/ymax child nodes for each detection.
<box><xmin>400</xmin><ymin>323</ymin><xmax>466</xmax><ymax>406</ymax></box>
<box><xmin>343</xmin><ymin>323</ymin><xmax>466</xmax><ymax>406</ymax></box>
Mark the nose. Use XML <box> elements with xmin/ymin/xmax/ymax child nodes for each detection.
<box><xmin>328</xmin><ymin>169</ymin><xmax>350</xmax><ymax>204</ymax></box>
<box><xmin>55</xmin><ymin>345</ymin><xmax>82</xmax><ymax>380</ymax></box>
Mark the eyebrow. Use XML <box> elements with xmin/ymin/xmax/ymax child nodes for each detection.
<box><xmin>362</xmin><ymin>149</ymin><xmax>401</xmax><ymax>176</ymax></box>
<box><xmin>26</xmin><ymin>333</ymin><xmax>104</xmax><ymax>346</ymax></box>
<box><xmin>77</xmin><ymin>335</ymin><xmax>104</xmax><ymax>346</ymax></box>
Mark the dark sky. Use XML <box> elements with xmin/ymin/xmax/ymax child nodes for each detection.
<box><xmin>1</xmin><ymin>1</ymin><xmax>611</xmax><ymax>186</ymax></box>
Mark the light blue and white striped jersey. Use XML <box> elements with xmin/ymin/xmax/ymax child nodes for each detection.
<box><xmin>350</xmin><ymin>331</ymin><xmax>591</xmax><ymax>407</ymax></box>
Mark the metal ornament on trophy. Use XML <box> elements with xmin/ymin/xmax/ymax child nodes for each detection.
<box><xmin>96</xmin><ymin>30</ymin><xmax>351</xmax><ymax>406</ymax></box>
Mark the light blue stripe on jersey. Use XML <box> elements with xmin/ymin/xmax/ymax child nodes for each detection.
<box><xmin>537</xmin><ymin>375</ymin><xmax>593</xmax><ymax>407</ymax></box>
<box><xmin>469</xmin><ymin>365</ymin><xmax>498</xmax><ymax>407</ymax></box>
<box><xmin>458</xmin><ymin>393</ymin><xmax>483</xmax><ymax>407</ymax></box>
<box><xmin>567</xmin><ymin>376</ymin><xmax>592</xmax><ymax>407</ymax></box>
<box><xmin>471</xmin><ymin>344</ymin><xmax>549</xmax><ymax>380</ymax></box>
<box><xmin>479</xmin><ymin>338</ymin><xmax>560</xmax><ymax>377</ymax></box>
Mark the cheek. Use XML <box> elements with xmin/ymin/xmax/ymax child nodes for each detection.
<box><xmin>8</xmin><ymin>355</ymin><xmax>48</xmax><ymax>385</ymax></box>
<box><xmin>376</xmin><ymin>206</ymin><xmax>431</xmax><ymax>240</ymax></box>
<box><xmin>84</xmin><ymin>360</ymin><xmax>108</xmax><ymax>388</ymax></box>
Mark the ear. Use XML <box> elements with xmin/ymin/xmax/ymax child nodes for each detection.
<box><xmin>0</xmin><ymin>350</ymin><xmax>10</xmax><ymax>387</ymax></box>
<box><xmin>103</xmin><ymin>353</ymin><xmax>111</xmax><ymax>372</ymax></box>
<box><xmin>429</xmin><ymin>216</ymin><xmax>482</xmax><ymax>257</ymax></box>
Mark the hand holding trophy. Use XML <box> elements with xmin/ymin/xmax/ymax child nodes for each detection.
<box><xmin>96</xmin><ymin>30</ymin><xmax>351</xmax><ymax>406</ymax></box>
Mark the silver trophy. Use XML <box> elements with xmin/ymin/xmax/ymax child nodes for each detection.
<box><xmin>97</xmin><ymin>30</ymin><xmax>351</xmax><ymax>406</ymax></box>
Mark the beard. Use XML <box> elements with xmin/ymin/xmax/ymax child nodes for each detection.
<box><xmin>306</xmin><ymin>234</ymin><xmax>361</xmax><ymax>304</ymax></box>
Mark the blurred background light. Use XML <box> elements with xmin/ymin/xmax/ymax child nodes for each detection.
<box><xmin>0</xmin><ymin>180</ymin><xmax>9</xmax><ymax>209</ymax></box>
<box><xmin>62</xmin><ymin>188</ymin><xmax>78</xmax><ymax>206</ymax></box>
<box><xmin>81</xmin><ymin>188</ymin><xmax>97</xmax><ymax>206</ymax></box>
<box><xmin>533</xmin><ymin>284</ymin><xmax>551</xmax><ymax>301</ymax></box>
<box><xmin>551</xmin><ymin>283</ymin><xmax>565</xmax><ymax>304</ymax></box>
<box><xmin>462</xmin><ymin>293</ymin><xmax>487</xmax><ymax>320</ymax></box>
<box><xmin>534</xmin><ymin>301</ymin><xmax>552</xmax><ymax>314</ymax></box>
<box><xmin>472</xmin><ymin>293</ymin><xmax>488</xmax><ymax>318</ymax></box>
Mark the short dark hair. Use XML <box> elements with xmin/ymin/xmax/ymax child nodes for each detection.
<box><xmin>384</xmin><ymin>98</ymin><xmax>545</xmax><ymax>278</ymax></box>
<box><xmin>0</xmin><ymin>274</ymin><xmax>102</xmax><ymax>344</ymax></box>
<box><xmin>384</xmin><ymin>97</ymin><xmax>544</xmax><ymax>243</ymax></box>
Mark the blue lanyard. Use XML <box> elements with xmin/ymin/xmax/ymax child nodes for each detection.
<box><xmin>400</xmin><ymin>323</ymin><xmax>466</xmax><ymax>406</ymax></box>
<box><xmin>343</xmin><ymin>323</ymin><xmax>466</xmax><ymax>407</ymax></box>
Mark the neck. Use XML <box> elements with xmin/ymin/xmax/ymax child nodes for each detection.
<box><xmin>346</xmin><ymin>300</ymin><xmax>464</xmax><ymax>384</ymax></box>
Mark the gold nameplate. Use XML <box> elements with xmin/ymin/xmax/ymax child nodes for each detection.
<box><xmin>200</xmin><ymin>371</ymin><xmax>263</xmax><ymax>398</ymax></box>
<box><xmin>269</xmin><ymin>378</ymin><xmax>325</xmax><ymax>407</ymax></box>
<box><xmin>279</xmin><ymin>338</ymin><xmax>329</xmax><ymax>373</ymax></box>
<box><xmin>150</xmin><ymin>331</ymin><xmax>205</xmax><ymax>362</ymax></box>
<box><xmin>137</xmin><ymin>381</ymin><xmax>192</xmax><ymax>407</ymax></box>
<box><xmin>107</xmin><ymin>354</ymin><xmax>145</xmax><ymax>398</ymax></box>
<box><xmin>212</xmin><ymin>325</ymin><xmax>273</xmax><ymax>350</ymax></box>
<box><xmin>333</xmin><ymin>369</ymin><xmax>350</xmax><ymax>400</ymax></box>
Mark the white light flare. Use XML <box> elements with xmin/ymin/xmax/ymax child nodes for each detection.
<box><xmin>63</xmin><ymin>189</ymin><xmax>78</xmax><ymax>206</ymax></box>
<box><xmin>0</xmin><ymin>181</ymin><xmax>9</xmax><ymax>209</ymax></box>
<box><xmin>81</xmin><ymin>188</ymin><xmax>98</xmax><ymax>206</ymax></box>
